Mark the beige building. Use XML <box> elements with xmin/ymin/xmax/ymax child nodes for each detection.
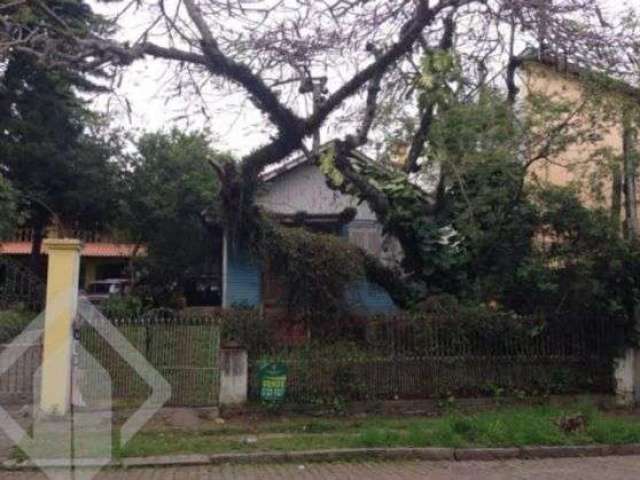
<box><xmin>520</xmin><ymin>55</ymin><xmax>640</xmax><ymax>229</ymax></box>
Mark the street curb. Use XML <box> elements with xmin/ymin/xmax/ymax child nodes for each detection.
<box><xmin>454</xmin><ymin>448</ymin><xmax>520</xmax><ymax>461</ymax></box>
<box><xmin>4</xmin><ymin>444</ymin><xmax>640</xmax><ymax>470</ymax></box>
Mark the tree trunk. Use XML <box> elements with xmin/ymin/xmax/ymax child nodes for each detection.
<box><xmin>623</xmin><ymin>118</ymin><xmax>639</xmax><ymax>241</ymax></box>
<box><xmin>29</xmin><ymin>219</ymin><xmax>47</xmax><ymax>278</ymax></box>
<box><xmin>612</xmin><ymin>161</ymin><xmax>623</xmax><ymax>229</ymax></box>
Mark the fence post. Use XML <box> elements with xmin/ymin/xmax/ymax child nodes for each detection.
<box><xmin>40</xmin><ymin>239</ymin><xmax>82</xmax><ymax>416</ymax></box>
<box><xmin>219</xmin><ymin>342</ymin><xmax>248</xmax><ymax>406</ymax></box>
<box><xmin>614</xmin><ymin>348</ymin><xmax>638</xmax><ymax>407</ymax></box>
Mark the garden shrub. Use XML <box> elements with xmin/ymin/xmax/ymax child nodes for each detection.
<box><xmin>251</xmin><ymin>219</ymin><xmax>365</xmax><ymax>317</ymax></box>
<box><xmin>218</xmin><ymin>305</ymin><xmax>622</xmax><ymax>405</ymax></box>
<box><xmin>99</xmin><ymin>295</ymin><xmax>144</xmax><ymax>319</ymax></box>
<box><xmin>0</xmin><ymin>309</ymin><xmax>33</xmax><ymax>343</ymax></box>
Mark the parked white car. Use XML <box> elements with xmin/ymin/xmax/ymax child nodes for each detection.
<box><xmin>83</xmin><ymin>279</ymin><xmax>131</xmax><ymax>304</ymax></box>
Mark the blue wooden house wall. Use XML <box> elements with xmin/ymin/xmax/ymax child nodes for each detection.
<box><xmin>345</xmin><ymin>280</ymin><xmax>397</xmax><ymax>314</ymax></box>
<box><xmin>223</xmin><ymin>244</ymin><xmax>262</xmax><ymax>308</ymax></box>
<box><xmin>223</xmin><ymin>241</ymin><xmax>396</xmax><ymax>314</ymax></box>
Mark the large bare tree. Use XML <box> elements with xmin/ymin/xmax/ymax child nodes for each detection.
<box><xmin>2</xmin><ymin>0</ymin><xmax>638</xmax><ymax>299</ymax></box>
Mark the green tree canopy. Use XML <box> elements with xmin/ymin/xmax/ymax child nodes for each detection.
<box><xmin>0</xmin><ymin>1</ymin><xmax>120</xmax><ymax>275</ymax></box>
<box><xmin>121</xmin><ymin>129</ymin><xmax>229</xmax><ymax>305</ymax></box>
<box><xmin>0</xmin><ymin>175</ymin><xmax>17</xmax><ymax>239</ymax></box>
<box><xmin>0</xmin><ymin>53</ymin><xmax>123</xmax><ymax>274</ymax></box>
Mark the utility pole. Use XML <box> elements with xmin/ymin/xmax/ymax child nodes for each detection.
<box><xmin>616</xmin><ymin>109</ymin><xmax>640</xmax><ymax>407</ymax></box>
<box><xmin>299</xmin><ymin>74</ymin><xmax>328</xmax><ymax>155</ymax></box>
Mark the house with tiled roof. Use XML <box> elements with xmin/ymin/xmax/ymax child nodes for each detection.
<box><xmin>0</xmin><ymin>227</ymin><xmax>144</xmax><ymax>288</ymax></box>
<box><xmin>221</xmin><ymin>146</ymin><xmax>400</xmax><ymax>315</ymax></box>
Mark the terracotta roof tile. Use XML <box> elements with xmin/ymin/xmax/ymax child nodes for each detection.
<box><xmin>0</xmin><ymin>242</ymin><xmax>146</xmax><ymax>258</ymax></box>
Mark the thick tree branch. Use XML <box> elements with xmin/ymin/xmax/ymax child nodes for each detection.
<box><xmin>405</xmin><ymin>106</ymin><xmax>436</xmax><ymax>173</ymax></box>
<box><xmin>506</xmin><ymin>56</ymin><xmax>522</xmax><ymax>105</ymax></box>
<box><xmin>506</xmin><ymin>15</ymin><xmax>521</xmax><ymax>105</ymax></box>
<box><xmin>9</xmin><ymin>0</ymin><xmax>471</xmax><ymax>185</ymax></box>
<box><xmin>90</xmin><ymin>40</ymin><xmax>209</xmax><ymax>67</ymax></box>
<box><xmin>182</xmin><ymin>0</ymin><xmax>304</xmax><ymax>135</ymax></box>
<box><xmin>240</xmin><ymin>0</ymin><xmax>470</xmax><ymax>182</ymax></box>
<box><xmin>333</xmin><ymin>139</ymin><xmax>391</xmax><ymax>218</ymax></box>
<box><xmin>306</xmin><ymin>0</ymin><xmax>469</xmax><ymax>135</ymax></box>
<box><xmin>405</xmin><ymin>12</ymin><xmax>457</xmax><ymax>173</ymax></box>
<box><xmin>317</xmin><ymin>6</ymin><xmax>463</xmax><ymax>228</ymax></box>
<box><xmin>355</xmin><ymin>43</ymin><xmax>384</xmax><ymax>146</ymax></box>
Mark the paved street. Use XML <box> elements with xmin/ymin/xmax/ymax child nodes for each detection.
<box><xmin>1</xmin><ymin>456</ymin><xmax>640</xmax><ymax>479</ymax></box>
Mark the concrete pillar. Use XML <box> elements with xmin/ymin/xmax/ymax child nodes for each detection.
<box><xmin>615</xmin><ymin>348</ymin><xmax>637</xmax><ymax>407</ymax></box>
<box><xmin>40</xmin><ymin>239</ymin><xmax>82</xmax><ymax>416</ymax></box>
<box><xmin>219</xmin><ymin>343</ymin><xmax>248</xmax><ymax>406</ymax></box>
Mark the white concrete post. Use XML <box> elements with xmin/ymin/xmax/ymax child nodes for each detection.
<box><xmin>615</xmin><ymin>349</ymin><xmax>637</xmax><ymax>407</ymax></box>
<box><xmin>219</xmin><ymin>343</ymin><xmax>248</xmax><ymax>406</ymax></box>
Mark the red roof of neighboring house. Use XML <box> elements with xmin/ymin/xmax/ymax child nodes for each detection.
<box><xmin>0</xmin><ymin>242</ymin><xmax>145</xmax><ymax>258</ymax></box>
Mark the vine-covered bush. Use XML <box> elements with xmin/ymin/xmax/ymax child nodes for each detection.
<box><xmin>251</xmin><ymin>219</ymin><xmax>366</xmax><ymax>316</ymax></box>
<box><xmin>220</xmin><ymin>307</ymin><xmax>271</xmax><ymax>351</ymax></box>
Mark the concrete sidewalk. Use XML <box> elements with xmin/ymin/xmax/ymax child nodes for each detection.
<box><xmin>0</xmin><ymin>408</ymin><xmax>31</xmax><ymax>464</ymax></box>
<box><xmin>1</xmin><ymin>456</ymin><xmax>640</xmax><ymax>479</ymax></box>
<box><xmin>0</xmin><ymin>432</ymin><xmax>12</xmax><ymax>464</ymax></box>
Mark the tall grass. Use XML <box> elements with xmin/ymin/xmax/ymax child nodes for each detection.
<box><xmin>117</xmin><ymin>404</ymin><xmax>640</xmax><ymax>458</ymax></box>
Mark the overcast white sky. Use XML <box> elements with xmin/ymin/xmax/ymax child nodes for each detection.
<box><xmin>89</xmin><ymin>0</ymin><xmax>634</xmax><ymax>157</ymax></box>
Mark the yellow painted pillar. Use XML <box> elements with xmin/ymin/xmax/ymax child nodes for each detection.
<box><xmin>40</xmin><ymin>239</ymin><xmax>82</xmax><ymax>416</ymax></box>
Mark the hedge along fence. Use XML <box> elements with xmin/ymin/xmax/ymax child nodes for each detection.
<box><xmin>77</xmin><ymin>308</ymin><xmax>625</xmax><ymax>408</ymax></box>
<box><xmin>78</xmin><ymin>313</ymin><xmax>222</xmax><ymax>407</ymax></box>
<box><xmin>224</xmin><ymin>310</ymin><xmax>624</xmax><ymax>405</ymax></box>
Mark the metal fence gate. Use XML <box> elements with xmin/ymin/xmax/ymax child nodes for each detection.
<box><xmin>78</xmin><ymin>310</ymin><xmax>222</xmax><ymax>408</ymax></box>
<box><xmin>0</xmin><ymin>341</ymin><xmax>42</xmax><ymax>405</ymax></box>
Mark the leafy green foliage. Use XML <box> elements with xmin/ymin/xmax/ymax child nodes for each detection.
<box><xmin>0</xmin><ymin>52</ymin><xmax>123</xmax><ymax>275</ymax></box>
<box><xmin>418</xmin><ymin>50</ymin><xmax>460</xmax><ymax>109</ymax></box>
<box><xmin>506</xmin><ymin>187</ymin><xmax>640</xmax><ymax>323</ymax></box>
<box><xmin>415</xmin><ymin>90</ymin><xmax>532</xmax><ymax>296</ymax></box>
<box><xmin>5</xmin><ymin>1</ymin><xmax>106</xmax><ymax>39</ymax></box>
<box><xmin>251</xmin><ymin>218</ymin><xmax>365</xmax><ymax>316</ymax></box>
<box><xmin>321</xmin><ymin>68</ymin><xmax>639</xmax><ymax>347</ymax></box>
<box><xmin>320</xmin><ymin>147</ymin><xmax>457</xmax><ymax>300</ymax></box>
<box><xmin>99</xmin><ymin>295</ymin><xmax>145</xmax><ymax>319</ymax></box>
<box><xmin>0</xmin><ymin>55</ymin><xmax>122</xmax><ymax>225</ymax></box>
<box><xmin>0</xmin><ymin>1</ymin><xmax>119</xmax><ymax>275</ymax></box>
<box><xmin>0</xmin><ymin>176</ymin><xmax>18</xmax><ymax>239</ymax></box>
<box><xmin>0</xmin><ymin>309</ymin><xmax>33</xmax><ymax>343</ymax></box>
<box><xmin>429</xmin><ymin>94</ymin><xmax>639</xmax><ymax>332</ymax></box>
<box><xmin>220</xmin><ymin>308</ymin><xmax>271</xmax><ymax>350</ymax></box>
<box><xmin>120</xmin><ymin>129</ymin><xmax>229</xmax><ymax>304</ymax></box>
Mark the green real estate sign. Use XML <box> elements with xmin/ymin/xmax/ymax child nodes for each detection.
<box><xmin>259</xmin><ymin>362</ymin><xmax>288</xmax><ymax>402</ymax></box>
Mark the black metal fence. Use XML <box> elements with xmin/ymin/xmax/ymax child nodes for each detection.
<box><xmin>79</xmin><ymin>314</ymin><xmax>221</xmax><ymax>407</ymax></box>
<box><xmin>234</xmin><ymin>312</ymin><xmax>622</xmax><ymax>405</ymax></box>
<box><xmin>0</xmin><ymin>341</ymin><xmax>42</xmax><ymax>405</ymax></box>
<box><xmin>0</xmin><ymin>257</ymin><xmax>43</xmax><ymax>311</ymax></box>
<box><xmin>75</xmin><ymin>308</ymin><xmax>624</xmax><ymax>408</ymax></box>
